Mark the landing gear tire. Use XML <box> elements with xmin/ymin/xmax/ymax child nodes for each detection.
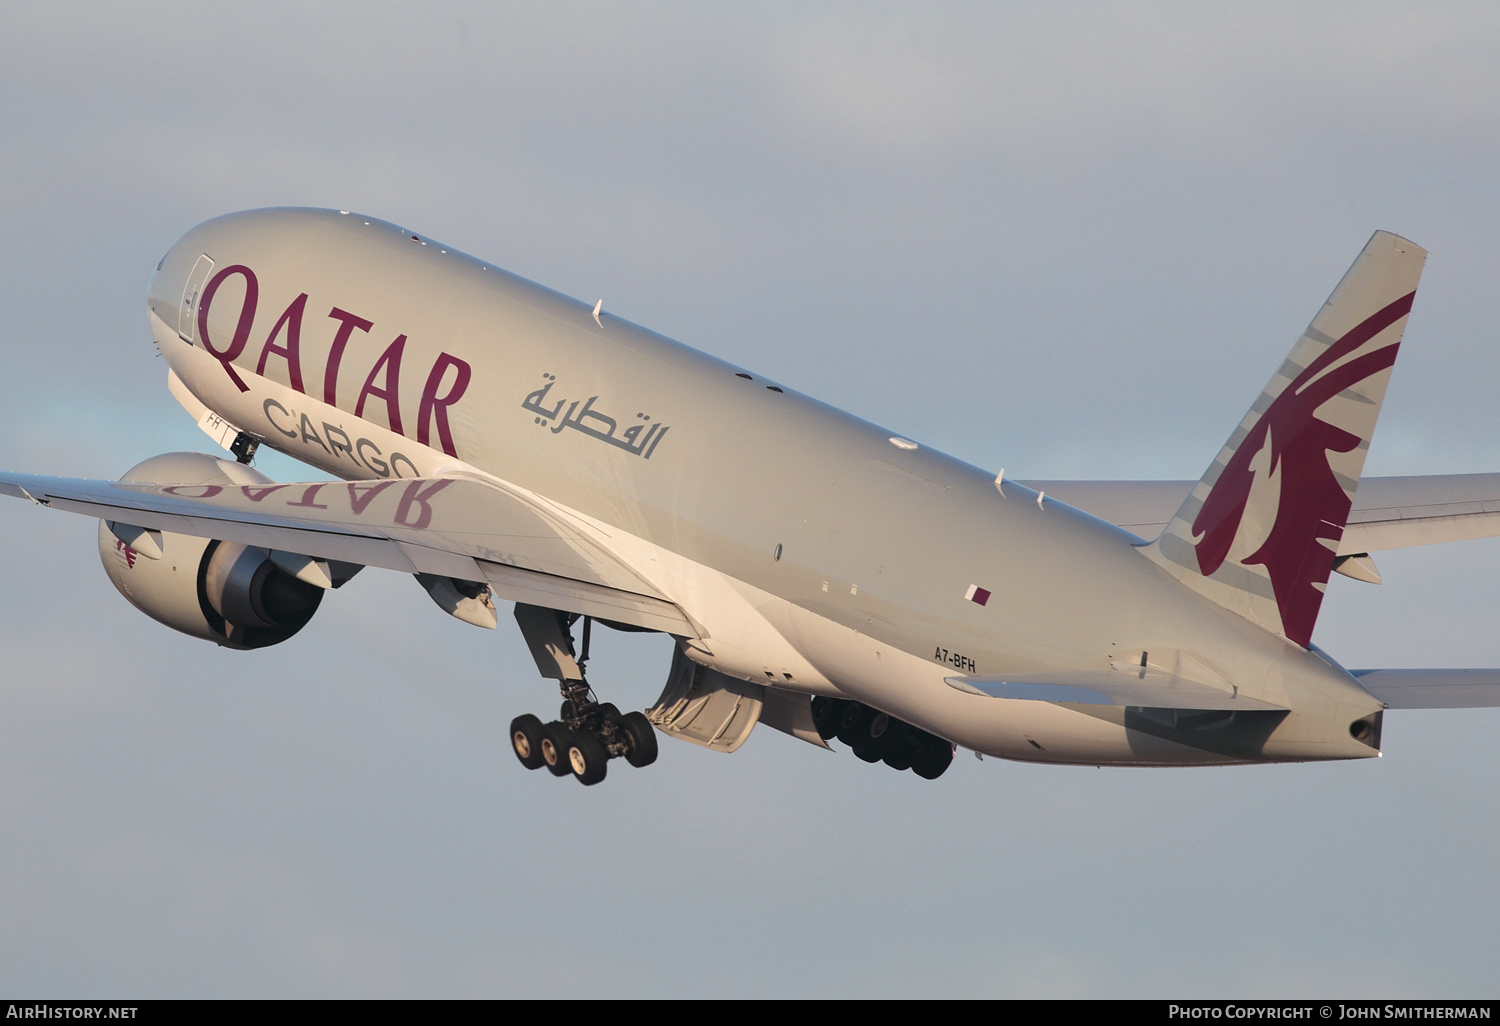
<box><xmin>879</xmin><ymin>720</ymin><xmax>916</xmax><ymax>771</ymax></box>
<box><xmin>567</xmin><ymin>732</ymin><xmax>609</xmax><ymax>786</ymax></box>
<box><xmin>851</xmin><ymin>718</ymin><xmax>884</xmax><ymax>760</ymax></box>
<box><xmin>911</xmin><ymin>737</ymin><xmax>955</xmax><ymax>780</ymax></box>
<box><xmin>540</xmin><ymin>721</ymin><xmax>574</xmax><ymax>777</ymax></box>
<box><xmin>811</xmin><ymin>696</ymin><xmax>848</xmax><ymax>740</ymax></box>
<box><xmin>621</xmin><ymin>711</ymin><xmax>659</xmax><ymax>768</ymax></box>
<box><xmin>836</xmin><ymin>702</ymin><xmax>876</xmax><ymax>747</ymax></box>
<box><xmin>852</xmin><ymin>711</ymin><xmax>902</xmax><ymax>764</ymax></box>
<box><xmin>510</xmin><ymin>713</ymin><xmax>546</xmax><ymax>770</ymax></box>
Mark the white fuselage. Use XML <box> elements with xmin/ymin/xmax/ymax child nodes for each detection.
<box><xmin>150</xmin><ymin>208</ymin><xmax>1385</xmax><ymax>766</ymax></box>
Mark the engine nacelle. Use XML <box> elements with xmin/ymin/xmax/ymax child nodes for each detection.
<box><xmin>97</xmin><ymin>452</ymin><xmax>324</xmax><ymax>650</ymax></box>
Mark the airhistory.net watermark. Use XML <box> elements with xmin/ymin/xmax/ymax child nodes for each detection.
<box><xmin>5</xmin><ymin>1007</ymin><xmax>137</xmax><ymax>1019</ymax></box>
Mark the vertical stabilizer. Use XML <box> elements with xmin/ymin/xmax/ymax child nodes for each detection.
<box><xmin>1144</xmin><ymin>231</ymin><xmax>1426</xmax><ymax>647</ymax></box>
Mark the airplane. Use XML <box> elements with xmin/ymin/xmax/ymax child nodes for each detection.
<box><xmin>4</xmin><ymin>208</ymin><xmax>1499</xmax><ymax>786</ymax></box>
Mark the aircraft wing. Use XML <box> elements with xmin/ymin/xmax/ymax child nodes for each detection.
<box><xmin>1022</xmin><ymin>474</ymin><xmax>1500</xmax><ymax>554</ymax></box>
<box><xmin>945</xmin><ymin>671</ymin><xmax>1287</xmax><ymax>711</ymax></box>
<box><xmin>0</xmin><ymin>471</ymin><xmax>693</xmax><ymax>635</ymax></box>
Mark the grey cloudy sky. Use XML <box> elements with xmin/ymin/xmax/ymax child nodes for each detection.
<box><xmin>1</xmin><ymin>2</ymin><xmax>1498</xmax><ymax>997</ymax></box>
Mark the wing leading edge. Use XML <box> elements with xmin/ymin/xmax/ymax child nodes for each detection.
<box><xmin>0</xmin><ymin>471</ymin><xmax>693</xmax><ymax>636</ymax></box>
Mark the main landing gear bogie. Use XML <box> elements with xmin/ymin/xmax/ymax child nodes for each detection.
<box><xmin>811</xmin><ymin>697</ymin><xmax>955</xmax><ymax>779</ymax></box>
<box><xmin>510</xmin><ymin>683</ymin><xmax>660</xmax><ymax>787</ymax></box>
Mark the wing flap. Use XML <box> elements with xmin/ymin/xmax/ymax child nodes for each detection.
<box><xmin>946</xmin><ymin>670</ymin><xmax>1286</xmax><ymax>711</ymax></box>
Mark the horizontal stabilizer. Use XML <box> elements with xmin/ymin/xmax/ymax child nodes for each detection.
<box><xmin>1023</xmin><ymin>474</ymin><xmax>1500</xmax><ymax>555</ymax></box>
<box><xmin>1352</xmin><ymin>669</ymin><xmax>1500</xmax><ymax>709</ymax></box>
<box><xmin>945</xmin><ymin>671</ymin><xmax>1286</xmax><ymax>711</ymax></box>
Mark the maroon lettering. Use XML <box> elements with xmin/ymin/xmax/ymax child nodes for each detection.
<box><xmin>394</xmin><ymin>479</ymin><xmax>451</xmax><ymax>529</ymax></box>
<box><xmin>240</xmin><ymin>485</ymin><xmax>289</xmax><ymax>502</ymax></box>
<box><xmin>286</xmin><ymin>484</ymin><xmax>330</xmax><ymax>509</ymax></box>
<box><xmin>355</xmin><ymin>334</ymin><xmax>407</xmax><ymax>435</ymax></box>
<box><xmin>162</xmin><ymin>485</ymin><xmax>224</xmax><ymax>498</ymax></box>
<box><xmin>324</xmin><ymin>307</ymin><xmax>374</xmax><ymax>406</ymax></box>
<box><xmin>256</xmin><ymin>293</ymin><xmax>309</xmax><ymax>393</ymax></box>
<box><xmin>417</xmin><ymin>353</ymin><xmax>472</xmax><ymax>458</ymax></box>
<box><xmin>197</xmin><ymin>266</ymin><xmax>259</xmax><ymax>393</ymax></box>
<box><xmin>347</xmin><ymin>480</ymin><xmax>395</xmax><ymax>514</ymax></box>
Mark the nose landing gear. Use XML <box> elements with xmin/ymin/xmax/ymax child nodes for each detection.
<box><xmin>508</xmin><ymin>605</ymin><xmax>659</xmax><ymax>786</ymax></box>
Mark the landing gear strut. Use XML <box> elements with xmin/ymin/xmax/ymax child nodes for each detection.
<box><xmin>508</xmin><ymin>605</ymin><xmax>658</xmax><ymax>786</ymax></box>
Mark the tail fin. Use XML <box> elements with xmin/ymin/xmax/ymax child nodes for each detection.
<box><xmin>1144</xmin><ymin>231</ymin><xmax>1426</xmax><ymax>647</ymax></box>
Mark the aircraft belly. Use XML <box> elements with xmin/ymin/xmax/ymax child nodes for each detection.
<box><xmin>775</xmin><ymin>594</ymin><xmax>1266</xmax><ymax>765</ymax></box>
<box><xmin>579</xmin><ymin>528</ymin><xmax>1263</xmax><ymax>766</ymax></box>
<box><xmin>436</xmin><ymin>487</ymin><xmax>1198</xmax><ymax>764</ymax></box>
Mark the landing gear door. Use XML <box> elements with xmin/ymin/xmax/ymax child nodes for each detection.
<box><xmin>178</xmin><ymin>254</ymin><xmax>214</xmax><ymax>343</ymax></box>
<box><xmin>647</xmin><ymin>645</ymin><xmax>763</xmax><ymax>753</ymax></box>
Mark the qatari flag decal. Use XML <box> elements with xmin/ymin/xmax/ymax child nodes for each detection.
<box><xmin>964</xmin><ymin>584</ymin><xmax>991</xmax><ymax>606</ymax></box>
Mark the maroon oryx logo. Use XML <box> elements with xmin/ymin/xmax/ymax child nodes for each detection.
<box><xmin>1191</xmin><ymin>291</ymin><xmax>1415</xmax><ymax>647</ymax></box>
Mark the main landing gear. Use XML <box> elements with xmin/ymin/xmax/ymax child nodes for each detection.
<box><xmin>810</xmin><ymin>697</ymin><xmax>955</xmax><ymax>779</ymax></box>
<box><xmin>509</xmin><ymin>691</ymin><xmax>658</xmax><ymax>786</ymax></box>
<box><xmin>508</xmin><ymin>606</ymin><xmax>658</xmax><ymax>786</ymax></box>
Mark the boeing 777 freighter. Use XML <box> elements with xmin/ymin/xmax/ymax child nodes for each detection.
<box><xmin>4</xmin><ymin>209</ymin><xmax>1498</xmax><ymax>784</ymax></box>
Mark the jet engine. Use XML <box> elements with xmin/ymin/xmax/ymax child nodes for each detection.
<box><xmin>97</xmin><ymin>452</ymin><xmax>329</xmax><ymax>650</ymax></box>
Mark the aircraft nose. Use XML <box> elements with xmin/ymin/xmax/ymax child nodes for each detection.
<box><xmin>147</xmin><ymin>243</ymin><xmax>184</xmax><ymax>331</ymax></box>
<box><xmin>147</xmin><ymin>235</ymin><xmax>214</xmax><ymax>345</ymax></box>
